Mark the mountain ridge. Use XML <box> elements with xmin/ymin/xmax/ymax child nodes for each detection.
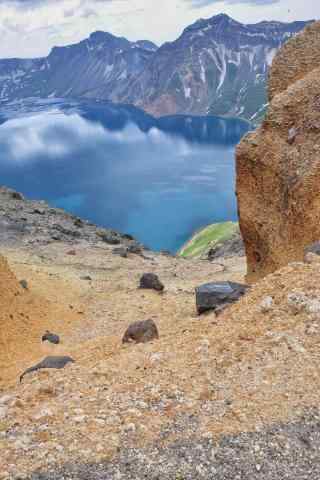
<box><xmin>0</xmin><ymin>14</ymin><xmax>312</xmax><ymax>122</ymax></box>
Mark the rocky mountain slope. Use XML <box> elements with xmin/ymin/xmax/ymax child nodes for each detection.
<box><xmin>124</xmin><ymin>15</ymin><xmax>310</xmax><ymax>121</ymax></box>
<box><xmin>0</xmin><ymin>15</ymin><xmax>310</xmax><ymax>122</ymax></box>
<box><xmin>0</xmin><ymin>32</ymin><xmax>157</xmax><ymax>104</ymax></box>
<box><xmin>237</xmin><ymin>20</ymin><xmax>320</xmax><ymax>282</ymax></box>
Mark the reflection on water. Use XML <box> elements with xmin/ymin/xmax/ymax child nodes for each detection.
<box><xmin>0</xmin><ymin>99</ymin><xmax>250</xmax><ymax>252</ymax></box>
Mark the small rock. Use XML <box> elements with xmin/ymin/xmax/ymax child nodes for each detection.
<box><xmin>288</xmin><ymin>127</ymin><xmax>298</xmax><ymax>145</ymax></box>
<box><xmin>32</xmin><ymin>208</ymin><xmax>45</xmax><ymax>215</ymax></box>
<box><xmin>287</xmin><ymin>292</ymin><xmax>308</xmax><ymax>314</ymax></box>
<box><xmin>304</xmin><ymin>252</ymin><xmax>320</xmax><ymax>264</ymax></box>
<box><xmin>74</xmin><ymin>218</ymin><xmax>83</xmax><ymax>228</ymax></box>
<box><xmin>42</xmin><ymin>331</ymin><xmax>60</xmax><ymax>345</ymax></box>
<box><xmin>122</xmin><ymin>233</ymin><xmax>134</xmax><ymax>241</ymax></box>
<box><xmin>66</xmin><ymin>250</ymin><xmax>76</xmax><ymax>256</ymax></box>
<box><xmin>95</xmin><ymin>419</ymin><xmax>105</xmax><ymax>427</ymax></box>
<box><xmin>33</xmin><ymin>407</ymin><xmax>54</xmax><ymax>420</ymax></box>
<box><xmin>160</xmin><ymin>250</ymin><xmax>172</xmax><ymax>257</ymax></box>
<box><xmin>122</xmin><ymin>423</ymin><xmax>136</xmax><ymax>434</ymax></box>
<box><xmin>149</xmin><ymin>353</ymin><xmax>163</xmax><ymax>363</ymax></box>
<box><xmin>260</xmin><ymin>296</ymin><xmax>274</xmax><ymax>313</ymax></box>
<box><xmin>112</xmin><ymin>247</ymin><xmax>128</xmax><ymax>258</ymax></box>
<box><xmin>73</xmin><ymin>415</ymin><xmax>86</xmax><ymax>424</ymax></box>
<box><xmin>139</xmin><ymin>273</ymin><xmax>164</xmax><ymax>292</ymax></box>
<box><xmin>0</xmin><ymin>406</ymin><xmax>8</xmax><ymax>420</ymax></box>
<box><xmin>195</xmin><ymin>281</ymin><xmax>248</xmax><ymax>315</ymax></box>
<box><xmin>305</xmin><ymin>322</ymin><xmax>319</xmax><ymax>336</ymax></box>
<box><xmin>122</xmin><ymin>319</ymin><xmax>159</xmax><ymax>344</ymax></box>
<box><xmin>0</xmin><ymin>395</ymin><xmax>13</xmax><ymax>406</ymax></box>
<box><xmin>287</xmin><ymin>292</ymin><xmax>320</xmax><ymax>316</ymax></box>
<box><xmin>19</xmin><ymin>280</ymin><xmax>28</xmax><ymax>290</ymax></box>
<box><xmin>80</xmin><ymin>275</ymin><xmax>92</xmax><ymax>281</ymax></box>
<box><xmin>20</xmin><ymin>356</ymin><xmax>75</xmax><ymax>382</ymax></box>
<box><xmin>127</xmin><ymin>243</ymin><xmax>143</xmax><ymax>255</ymax></box>
<box><xmin>10</xmin><ymin>190</ymin><xmax>24</xmax><ymax>200</ymax></box>
<box><xmin>305</xmin><ymin>241</ymin><xmax>320</xmax><ymax>256</ymax></box>
<box><xmin>98</xmin><ymin>230</ymin><xmax>121</xmax><ymax>245</ymax></box>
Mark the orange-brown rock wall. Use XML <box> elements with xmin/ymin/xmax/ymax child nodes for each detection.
<box><xmin>236</xmin><ymin>22</ymin><xmax>320</xmax><ymax>282</ymax></box>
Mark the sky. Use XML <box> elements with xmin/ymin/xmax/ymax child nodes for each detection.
<box><xmin>0</xmin><ymin>0</ymin><xmax>318</xmax><ymax>58</ymax></box>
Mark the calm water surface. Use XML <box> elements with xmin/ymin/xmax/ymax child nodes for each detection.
<box><xmin>0</xmin><ymin>98</ymin><xmax>250</xmax><ymax>252</ymax></box>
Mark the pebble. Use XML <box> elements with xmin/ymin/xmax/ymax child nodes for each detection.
<box><xmin>260</xmin><ymin>296</ymin><xmax>273</xmax><ymax>313</ymax></box>
<box><xmin>74</xmin><ymin>415</ymin><xmax>86</xmax><ymax>423</ymax></box>
<box><xmin>122</xmin><ymin>423</ymin><xmax>136</xmax><ymax>434</ymax></box>
<box><xmin>0</xmin><ymin>406</ymin><xmax>8</xmax><ymax>420</ymax></box>
<box><xmin>33</xmin><ymin>408</ymin><xmax>54</xmax><ymax>420</ymax></box>
<box><xmin>0</xmin><ymin>395</ymin><xmax>13</xmax><ymax>406</ymax></box>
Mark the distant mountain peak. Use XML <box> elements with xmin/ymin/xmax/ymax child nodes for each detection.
<box><xmin>208</xmin><ymin>13</ymin><xmax>238</xmax><ymax>23</ymax></box>
<box><xmin>133</xmin><ymin>40</ymin><xmax>158</xmax><ymax>52</ymax></box>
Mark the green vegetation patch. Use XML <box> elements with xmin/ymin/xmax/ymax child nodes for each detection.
<box><xmin>179</xmin><ymin>221</ymin><xmax>238</xmax><ymax>259</ymax></box>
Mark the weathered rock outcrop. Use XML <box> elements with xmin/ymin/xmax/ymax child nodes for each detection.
<box><xmin>236</xmin><ymin>21</ymin><xmax>320</xmax><ymax>282</ymax></box>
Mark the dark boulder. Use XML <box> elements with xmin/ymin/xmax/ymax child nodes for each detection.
<box><xmin>80</xmin><ymin>275</ymin><xmax>92</xmax><ymax>281</ymax></box>
<box><xmin>10</xmin><ymin>190</ymin><xmax>24</xmax><ymax>201</ymax></box>
<box><xmin>20</xmin><ymin>356</ymin><xmax>75</xmax><ymax>382</ymax></box>
<box><xmin>20</xmin><ymin>279</ymin><xmax>28</xmax><ymax>290</ymax></box>
<box><xmin>32</xmin><ymin>208</ymin><xmax>46</xmax><ymax>215</ymax></box>
<box><xmin>97</xmin><ymin>229</ymin><xmax>121</xmax><ymax>245</ymax></box>
<box><xmin>139</xmin><ymin>273</ymin><xmax>164</xmax><ymax>292</ymax></box>
<box><xmin>160</xmin><ymin>250</ymin><xmax>173</xmax><ymax>257</ymax></box>
<box><xmin>42</xmin><ymin>331</ymin><xmax>60</xmax><ymax>345</ymax></box>
<box><xmin>127</xmin><ymin>243</ymin><xmax>143</xmax><ymax>255</ymax></box>
<box><xmin>195</xmin><ymin>281</ymin><xmax>248</xmax><ymax>315</ymax></box>
<box><xmin>122</xmin><ymin>319</ymin><xmax>159</xmax><ymax>344</ymax></box>
<box><xmin>122</xmin><ymin>233</ymin><xmax>135</xmax><ymax>241</ymax></box>
<box><xmin>74</xmin><ymin>218</ymin><xmax>84</xmax><ymax>228</ymax></box>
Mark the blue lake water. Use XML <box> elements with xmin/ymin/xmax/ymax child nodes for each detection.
<box><xmin>0</xmin><ymin>98</ymin><xmax>250</xmax><ymax>252</ymax></box>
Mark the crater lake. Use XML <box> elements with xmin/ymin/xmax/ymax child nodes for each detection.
<box><xmin>0</xmin><ymin>98</ymin><xmax>250</xmax><ymax>252</ymax></box>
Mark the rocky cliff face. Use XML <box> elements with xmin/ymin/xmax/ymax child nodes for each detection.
<box><xmin>236</xmin><ymin>21</ymin><xmax>320</xmax><ymax>282</ymax></box>
<box><xmin>0</xmin><ymin>16</ymin><xmax>310</xmax><ymax>122</ymax></box>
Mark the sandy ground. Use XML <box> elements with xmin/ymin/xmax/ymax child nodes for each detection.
<box><xmin>1</xmin><ymin>241</ymin><xmax>320</xmax><ymax>478</ymax></box>
<box><xmin>0</xmin><ymin>242</ymin><xmax>246</xmax><ymax>388</ymax></box>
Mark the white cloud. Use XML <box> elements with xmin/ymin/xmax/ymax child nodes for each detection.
<box><xmin>0</xmin><ymin>0</ymin><xmax>318</xmax><ymax>58</ymax></box>
<box><xmin>0</xmin><ymin>110</ymin><xmax>106</xmax><ymax>161</ymax></box>
<box><xmin>0</xmin><ymin>108</ymin><xmax>185</xmax><ymax>163</ymax></box>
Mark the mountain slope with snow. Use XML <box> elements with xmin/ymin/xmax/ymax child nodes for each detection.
<box><xmin>0</xmin><ymin>32</ymin><xmax>157</xmax><ymax>104</ymax></box>
<box><xmin>123</xmin><ymin>15</ymin><xmax>311</xmax><ymax>121</ymax></box>
<box><xmin>0</xmin><ymin>15</ymin><xmax>311</xmax><ymax>122</ymax></box>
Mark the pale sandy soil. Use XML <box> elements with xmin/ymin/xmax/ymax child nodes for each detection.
<box><xmin>1</xmin><ymin>240</ymin><xmax>320</xmax><ymax>478</ymax></box>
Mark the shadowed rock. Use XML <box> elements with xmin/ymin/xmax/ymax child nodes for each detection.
<box><xmin>305</xmin><ymin>242</ymin><xmax>320</xmax><ymax>257</ymax></box>
<box><xmin>127</xmin><ymin>243</ymin><xmax>143</xmax><ymax>255</ymax></box>
<box><xmin>122</xmin><ymin>319</ymin><xmax>159</xmax><ymax>344</ymax></box>
<box><xmin>20</xmin><ymin>356</ymin><xmax>75</xmax><ymax>382</ymax></box>
<box><xmin>42</xmin><ymin>331</ymin><xmax>60</xmax><ymax>345</ymax></box>
<box><xmin>196</xmin><ymin>281</ymin><xmax>248</xmax><ymax>315</ymax></box>
<box><xmin>139</xmin><ymin>273</ymin><xmax>164</xmax><ymax>292</ymax></box>
<box><xmin>19</xmin><ymin>279</ymin><xmax>28</xmax><ymax>290</ymax></box>
<box><xmin>97</xmin><ymin>229</ymin><xmax>121</xmax><ymax>245</ymax></box>
<box><xmin>113</xmin><ymin>247</ymin><xmax>128</xmax><ymax>258</ymax></box>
